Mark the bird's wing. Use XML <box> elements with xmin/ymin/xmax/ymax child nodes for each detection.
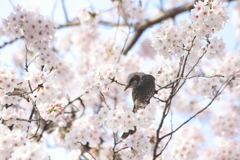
<box><xmin>132</xmin><ymin>74</ymin><xmax>155</xmax><ymax>108</ymax></box>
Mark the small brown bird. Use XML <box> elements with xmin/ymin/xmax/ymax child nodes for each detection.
<box><xmin>121</xmin><ymin>72</ymin><xmax>156</xmax><ymax>139</ymax></box>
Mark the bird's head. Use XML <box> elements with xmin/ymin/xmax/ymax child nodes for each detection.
<box><xmin>124</xmin><ymin>72</ymin><xmax>144</xmax><ymax>91</ymax></box>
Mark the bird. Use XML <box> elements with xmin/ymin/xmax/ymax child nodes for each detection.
<box><xmin>121</xmin><ymin>72</ymin><xmax>156</xmax><ymax>139</ymax></box>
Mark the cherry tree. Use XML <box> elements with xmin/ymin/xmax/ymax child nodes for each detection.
<box><xmin>0</xmin><ymin>0</ymin><xmax>239</xmax><ymax>159</ymax></box>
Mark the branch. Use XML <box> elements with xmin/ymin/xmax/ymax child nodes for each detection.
<box><xmin>122</xmin><ymin>1</ymin><xmax>195</xmax><ymax>55</ymax></box>
<box><xmin>157</xmin><ymin>108</ymin><xmax>174</xmax><ymax>157</ymax></box>
<box><xmin>153</xmin><ymin>96</ymin><xmax>166</xmax><ymax>103</ymax></box>
<box><xmin>153</xmin><ymin>36</ymin><xmax>204</xmax><ymax>159</ymax></box>
<box><xmin>30</xmin><ymin>122</ymin><xmax>41</xmax><ymax>139</ymax></box>
<box><xmin>55</xmin><ymin>96</ymin><xmax>85</xmax><ymax>118</ymax></box>
<box><xmin>0</xmin><ymin>37</ymin><xmax>21</xmax><ymax>49</ymax></box>
<box><xmin>61</xmin><ymin>0</ymin><xmax>69</xmax><ymax>22</ymax></box>
<box><xmin>37</xmin><ymin>121</ymin><xmax>52</xmax><ymax>142</ymax></box>
<box><xmin>115</xmin><ymin>147</ymin><xmax>129</xmax><ymax>153</ymax></box>
<box><xmin>17</xmin><ymin>118</ymin><xmax>40</xmax><ymax>122</ymax></box>
<box><xmin>100</xmin><ymin>91</ymin><xmax>110</xmax><ymax>109</ymax></box>
<box><xmin>99</xmin><ymin>20</ymin><xmax>127</xmax><ymax>27</ymax></box>
<box><xmin>112</xmin><ymin>133</ymin><xmax>119</xmax><ymax>160</ymax></box>
<box><xmin>57</xmin><ymin>21</ymin><xmax>80</xmax><ymax>29</ymax></box>
<box><xmin>121</xmin><ymin>28</ymin><xmax>145</xmax><ymax>55</ymax></box>
<box><xmin>153</xmin><ymin>75</ymin><xmax>234</xmax><ymax>159</ymax></box>
<box><xmin>109</xmin><ymin>77</ymin><xmax>125</xmax><ymax>86</ymax></box>
<box><xmin>79</xmin><ymin>142</ymin><xmax>97</xmax><ymax>160</ymax></box>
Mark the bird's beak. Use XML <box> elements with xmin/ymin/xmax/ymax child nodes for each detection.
<box><xmin>124</xmin><ymin>85</ymin><xmax>129</xmax><ymax>91</ymax></box>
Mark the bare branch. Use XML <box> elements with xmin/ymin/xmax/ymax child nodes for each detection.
<box><xmin>121</xmin><ymin>28</ymin><xmax>145</xmax><ymax>55</ymax></box>
<box><xmin>30</xmin><ymin>122</ymin><xmax>41</xmax><ymax>139</ymax></box>
<box><xmin>112</xmin><ymin>132</ymin><xmax>118</xmax><ymax>160</ymax></box>
<box><xmin>100</xmin><ymin>91</ymin><xmax>110</xmax><ymax>109</ymax></box>
<box><xmin>51</xmin><ymin>0</ymin><xmax>59</xmax><ymax>17</ymax></box>
<box><xmin>153</xmin><ymin>36</ymin><xmax>204</xmax><ymax>159</ymax></box>
<box><xmin>157</xmin><ymin>74</ymin><xmax>224</xmax><ymax>91</ymax></box>
<box><xmin>109</xmin><ymin>77</ymin><xmax>126</xmax><ymax>86</ymax></box>
<box><xmin>115</xmin><ymin>147</ymin><xmax>129</xmax><ymax>153</ymax></box>
<box><xmin>55</xmin><ymin>96</ymin><xmax>84</xmax><ymax>118</ymax></box>
<box><xmin>156</xmin><ymin>108</ymin><xmax>173</xmax><ymax>157</ymax></box>
<box><xmin>153</xmin><ymin>96</ymin><xmax>166</xmax><ymax>103</ymax></box>
<box><xmin>79</xmin><ymin>142</ymin><xmax>97</xmax><ymax>160</ymax></box>
<box><xmin>37</xmin><ymin>121</ymin><xmax>52</xmax><ymax>142</ymax></box>
<box><xmin>0</xmin><ymin>37</ymin><xmax>21</xmax><ymax>49</ymax></box>
<box><xmin>153</xmin><ymin>75</ymin><xmax>234</xmax><ymax>159</ymax></box>
<box><xmin>61</xmin><ymin>0</ymin><xmax>69</xmax><ymax>22</ymax></box>
<box><xmin>17</xmin><ymin>118</ymin><xmax>40</xmax><ymax>122</ymax></box>
<box><xmin>117</xmin><ymin>9</ymin><xmax>136</xmax><ymax>60</ymax></box>
<box><xmin>24</xmin><ymin>45</ymin><xmax>28</xmax><ymax>72</ymax></box>
<box><xmin>7</xmin><ymin>88</ymin><xmax>29</xmax><ymax>102</ymax></box>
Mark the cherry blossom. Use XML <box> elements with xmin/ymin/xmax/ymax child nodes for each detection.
<box><xmin>0</xmin><ymin>0</ymin><xmax>239</xmax><ymax>159</ymax></box>
<box><xmin>9</xmin><ymin>142</ymin><xmax>49</xmax><ymax>160</ymax></box>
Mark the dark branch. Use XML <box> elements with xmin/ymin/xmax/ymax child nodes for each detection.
<box><xmin>0</xmin><ymin>37</ymin><xmax>21</xmax><ymax>49</ymax></box>
<box><xmin>61</xmin><ymin>0</ymin><xmax>69</xmax><ymax>22</ymax></box>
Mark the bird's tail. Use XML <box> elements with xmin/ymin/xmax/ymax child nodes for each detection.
<box><xmin>121</xmin><ymin>126</ymin><xmax>137</xmax><ymax>139</ymax></box>
<box><xmin>133</xmin><ymin>105</ymin><xmax>146</xmax><ymax>113</ymax></box>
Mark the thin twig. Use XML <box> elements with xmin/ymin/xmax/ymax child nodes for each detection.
<box><xmin>30</xmin><ymin>122</ymin><xmax>41</xmax><ymax>139</ymax></box>
<box><xmin>153</xmin><ymin>36</ymin><xmax>202</xmax><ymax>159</ymax></box>
<box><xmin>109</xmin><ymin>77</ymin><xmax>125</xmax><ymax>86</ymax></box>
<box><xmin>55</xmin><ymin>96</ymin><xmax>84</xmax><ymax>118</ymax></box>
<box><xmin>61</xmin><ymin>0</ymin><xmax>69</xmax><ymax>22</ymax></box>
<box><xmin>37</xmin><ymin>121</ymin><xmax>51</xmax><ymax>142</ymax></box>
<box><xmin>79</xmin><ymin>142</ymin><xmax>97</xmax><ymax>160</ymax></box>
<box><xmin>25</xmin><ymin>45</ymin><xmax>28</xmax><ymax>72</ymax></box>
<box><xmin>156</xmin><ymin>108</ymin><xmax>174</xmax><ymax>157</ymax></box>
<box><xmin>115</xmin><ymin>147</ymin><xmax>129</xmax><ymax>153</ymax></box>
<box><xmin>17</xmin><ymin>118</ymin><xmax>40</xmax><ymax>122</ymax></box>
<box><xmin>153</xmin><ymin>96</ymin><xmax>166</xmax><ymax>103</ymax></box>
<box><xmin>51</xmin><ymin>0</ymin><xmax>59</xmax><ymax>17</ymax></box>
<box><xmin>27</xmin><ymin>55</ymin><xmax>40</xmax><ymax>68</ymax></box>
<box><xmin>0</xmin><ymin>37</ymin><xmax>21</xmax><ymax>49</ymax></box>
<box><xmin>100</xmin><ymin>91</ymin><xmax>110</xmax><ymax>109</ymax></box>
<box><xmin>157</xmin><ymin>74</ymin><xmax>224</xmax><ymax>91</ymax></box>
<box><xmin>112</xmin><ymin>132</ymin><xmax>118</xmax><ymax>160</ymax></box>
<box><xmin>153</xmin><ymin>75</ymin><xmax>234</xmax><ymax>159</ymax></box>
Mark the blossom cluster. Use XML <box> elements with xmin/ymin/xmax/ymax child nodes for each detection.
<box><xmin>118</xmin><ymin>131</ymin><xmax>152</xmax><ymax>160</ymax></box>
<box><xmin>71</xmin><ymin>3</ymin><xmax>99</xmax><ymax>52</ymax></box>
<box><xmin>22</xmin><ymin>72</ymin><xmax>71</xmax><ymax>124</ymax></box>
<box><xmin>64</xmin><ymin>116</ymin><xmax>101</xmax><ymax>150</ymax></box>
<box><xmin>2</xmin><ymin>5</ymin><xmax>56</xmax><ymax>51</ymax></box>
<box><xmin>1</xmin><ymin>5</ymin><xmax>73</xmax><ymax>86</ymax></box>
<box><xmin>9</xmin><ymin>142</ymin><xmax>49</xmax><ymax>160</ymax></box>
<box><xmin>24</xmin><ymin>72</ymin><xmax>63</xmax><ymax>104</ymax></box>
<box><xmin>151</xmin><ymin>0</ymin><xmax>228</xmax><ymax>59</ymax></box>
<box><xmin>150</xmin><ymin>59</ymin><xmax>179</xmax><ymax>87</ymax></box>
<box><xmin>211</xmin><ymin>105</ymin><xmax>240</xmax><ymax>138</ymax></box>
<box><xmin>79</xmin><ymin>64</ymin><xmax>123</xmax><ymax>94</ymax></box>
<box><xmin>212</xmin><ymin>141</ymin><xmax>240</xmax><ymax>160</ymax></box>
<box><xmin>0</xmin><ymin>67</ymin><xmax>22</xmax><ymax>105</ymax></box>
<box><xmin>200</xmin><ymin>141</ymin><xmax>240</xmax><ymax>159</ymax></box>
<box><xmin>38</xmin><ymin>99</ymin><xmax>67</xmax><ymax>122</ymax></box>
<box><xmin>169</xmin><ymin>127</ymin><xmax>204</xmax><ymax>160</ymax></box>
<box><xmin>0</xmin><ymin>67</ymin><xmax>21</xmax><ymax>93</ymax></box>
<box><xmin>0</xmin><ymin>107</ymin><xmax>29</xmax><ymax>128</ymax></box>
<box><xmin>197</xmin><ymin>76</ymin><xmax>221</xmax><ymax>97</ymax></box>
<box><xmin>92</xmin><ymin>105</ymin><xmax>154</xmax><ymax>133</ymax></box>
<box><xmin>190</xmin><ymin>0</ymin><xmax>228</xmax><ymax>35</ymax></box>
<box><xmin>114</xmin><ymin>0</ymin><xmax>145</xmax><ymax>20</ymax></box>
<box><xmin>232</xmin><ymin>1</ymin><xmax>240</xmax><ymax>39</ymax></box>
<box><xmin>204</xmin><ymin>37</ymin><xmax>225</xmax><ymax>59</ymax></box>
<box><xmin>0</xmin><ymin>124</ymin><xmax>27</xmax><ymax>159</ymax></box>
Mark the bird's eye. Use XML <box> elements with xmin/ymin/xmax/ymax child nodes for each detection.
<box><xmin>129</xmin><ymin>78</ymin><xmax>134</xmax><ymax>84</ymax></box>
